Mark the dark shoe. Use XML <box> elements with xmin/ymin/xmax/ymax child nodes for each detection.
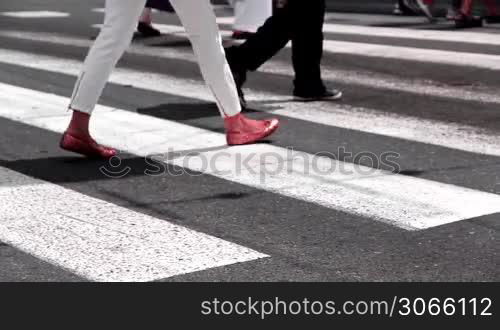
<box><xmin>294</xmin><ymin>88</ymin><xmax>343</xmax><ymax>102</ymax></box>
<box><xmin>454</xmin><ymin>14</ymin><xmax>483</xmax><ymax>28</ymax></box>
<box><xmin>137</xmin><ymin>22</ymin><xmax>161</xmax><ymax>37</ymax></box>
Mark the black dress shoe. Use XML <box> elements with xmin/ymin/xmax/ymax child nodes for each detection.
<box><xmin>454</xmin><ymin>15</ymin><xmax>483</xmax><ymax>28</ymax></box>
<box><xmin>294</xmin><ymin>88</ymin><xmax>343</xmax><ymax>101</ymax></box>
<box><xmin>137</xmin><ymin>22</ymin><xmax>162</xmax><ymax>37</ymax></box>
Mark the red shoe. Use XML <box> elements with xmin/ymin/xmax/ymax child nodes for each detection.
<box><xmin>60</xmin><ymin>132</ymin><xmax>117</xmax><ymax>159</ymax></box>
<box><xmin>224</xmin><ymin>113</ymin><xmax>279</xmax><ymax>146</ymax></box>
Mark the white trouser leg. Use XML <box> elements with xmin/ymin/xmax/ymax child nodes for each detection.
<box><xmin>69</xmin><ymin>0</ymin><xmax>146</xmax><ymax>114</ymax></box>
<box><xmin>170</xmin><ymin>0</ymin><xmax>241</xmax><ymax>117</ymax></box>
<box><xmin>70</xmin><ymin>0</ymin><xmax>240</xmax><ymax>118</ymax></box>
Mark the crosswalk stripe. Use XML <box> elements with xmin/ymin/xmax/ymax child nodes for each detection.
<box><xmin>216</xmin><ymin>17</ymin><xmax>500</xmax><ymax>46</ymax></box>
<box><xmin>89</xmin><ymin>11</ymin><xmax>500</xmax><ymax>48</ymax></box>
<box><xmin>323</xmin><ymin>39</ymin><xmax>500</xmax><ymax>70</ymax></box>
<box><xmin>0</xmin><ymin>11</ymin><xmax>70</xmax><ymax>18</ymax></box>
<box><xmin>217</xmin><ymin>19</ymin><xmax>500</xmax><ymax>70</ymax></box>
<box><xmin>0</xmin><ymin>165</ymin><xmax>267</xmax><ymax>282</ymax></box>
<box><xmin>92</xmin><ymin>20</ymin><xmax>500</xmax><ymax>71</ymax></box>
<box><xmin>105</xmin><ymin>22</ymin><xmax>500</xmax><ymax>70</ymax></box>
<box><xmin>0</xmin><ymin>46</ymin><xmax>498</xmax><ymax>158</ymax></box>
<box><xmin>321</xmin><ymin>24</ymin><xmax>500</xmax><ymax>47</ymax></box>
<box><xmin>91</xmin><ymin>23</ymin><xmax>234</xmax><ymax>38</ymax></box>
<box><xmin>1</xmin><ymin>82</ymin><xmax>500</xmax><ymax>230</ymax></box>
<box><xmin>260</xmin><ymin>62</ymin><xmax>500</xmax><ymax>105</ymax></box>
<box><xmin>2</xmin><ymin>29</ymin><xmax>499</xmax><ymax>106</ymax></box>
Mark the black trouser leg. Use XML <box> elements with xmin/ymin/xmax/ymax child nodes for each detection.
<box><xmin>225</xmin><ymin>0</ymin><xmax>326</xmax><ymax>92</ymax></box>
<box><xmin>226</xmin><ymin>5</ymin><xmax>292</xmax><ymax>73</ymax></box>
<box><xmin>289</xmin><ymin>0</ymin><xmax>326</xmax><ymax>93</ymax></box>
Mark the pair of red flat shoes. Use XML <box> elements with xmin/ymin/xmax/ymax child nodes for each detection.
<box><xmin>60</xmin><ymin>113</ymin><xmax>279</xmax><ymax>159</ymax></box>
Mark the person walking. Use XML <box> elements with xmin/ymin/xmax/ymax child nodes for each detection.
<box><xmin>60</xmin><ymin>0</ymin><xmax>279</xmax><ymax>159</ymax></box>
<box><xmin>455</xmin><ymin>0</ymin><xmax>499</xmax><ymax>27</ymax></box>
<box><xmin>137</xmin><ymin>7</ymin><xmax>161</xmax><ymax>37</ymax></box>
<box><xmin>225</xmin><ymin>0</ymin><xmax>342</xmax><ymax>106</ymax></box>
<box><xmin>137</xmin><ymin>0</ymin><xmax>176</xmax><ymax>37</ymax></box>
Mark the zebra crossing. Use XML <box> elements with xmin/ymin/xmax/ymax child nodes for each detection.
<box><xmin>0</xmin><ymin>45</ymin><xmax>499</xmax><ymax>157</ymax></box>
<box><xmin>0</xmin><ymin>7</ymin><xmax>499</xmax><ymax>282</ymax></box>
<box><xmin>93</xmin><ymin>20</ymin><xmax>500</xmax><ymax>69</ymax></box>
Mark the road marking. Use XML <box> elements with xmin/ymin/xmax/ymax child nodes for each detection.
<box><xmin>2</xmin><ymin>29</ymin><xmax>499</xmax><ymax>106</ymax></box>
<box><xmin>0</xmin><ymin>165</ymin><xmax>267</xmax><ymax>282</ymax></box>
<box><xmin>1</xmin><ymin>82</ymin><xmax>500</xmax><ymax>230</ymax></box>
<box><xmin>217</xmin><ymin>17</ymin><xmax>500</xmax><ymax>46</ymax></box>
<box><xmin>0</xmin><ymin>47</ymin><xmax>498</xmax><ymax>158</ymax></box>
<box><xmin>0</xmin><ymin>11</ymin><xmax>70</xmax><ymax>18</ymax></box>
<box><xmin>92</xmin><ymin>7</ymin><xmax>163</xmax><ymax>14</ymax></box>
<box><xmin>322</xmin><ymin>39</ymin><xmax>500</xmax><ymax>70</ymax></box>
<box><xmin>90</xmin><ymin>22</ymin><xmax>500</xmax><ymax>70</ymax></box>
<box><xmin>321</xmin><ymin>24</ymin><xmax>500</xmax><ymax>47</ymax></box>
<box><xmin>92</xmin><ymin>23</ymin><xmax>234</xmax><ymax>38</ymax></box>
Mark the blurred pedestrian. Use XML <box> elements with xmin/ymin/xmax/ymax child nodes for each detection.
<box><xmin>455</xmin><ymin>0</ymin><xmax>499</xmax><ymax>27</ymax></box>
<box><xmin>137</xmin><ymin>7</ymin><xmax>161</xmax><ymax>37</ymax></box>
<box><xmin>225</xmin><ymin>0</ymin><xmax>342</xmax><ymax>107</ymax></box>
<box><xmin>60</xmin><ymin>0</ymin><xmax>279</xmax><ymax>158</ymax></box>
<box><xmin>446</xmin><ymin>0</ymin><xmax>463</xmax><ymax>20</ymax></box>
<box><xmin>137</xmin><ymin>0</ymin><xmax>176</xmax><ymax>37</ymax></box>
<box><xmin>230</xmin><ymin>0</ymin><xmax>273</xmax><ymax>39</ymax></box>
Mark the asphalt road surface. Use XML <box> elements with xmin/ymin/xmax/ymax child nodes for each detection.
<box><xmin>0</xmin><ymin>0</ymin><xmax>499</xmax><ymax>282</ymax></box>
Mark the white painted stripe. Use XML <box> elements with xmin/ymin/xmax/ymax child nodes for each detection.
<box><xmin>0</xmin><ymin>11</ymin><xmax>70</xmax><ymax>18</ymax></box>
<box><xmin>218</xmin><ymin>17</ymin><xmax>500</xmax><ymax>69</ymax></box>
<box><xmin>94</xmin><ymin>22</ymin><xmax>500</xmax><ymax>70</ymax></box>
<box><xmin>1</xmin><ymin>82</ymin><xmax>500</xmax><ymax>230</ymax></box>
<box><xmin>259</xmin><ymin>62</ymin><xmax>500</xmax><ymax>105</ymax></box>
<box><xmin>0</xmin><ymin>166</ymin><xmax>267</xmax><ymax>282</ymax></box>
<box><xmin>322</xmin><ymin>24</ymin><xmax>500</xmax><ymax>47</ymax></box>
<box><xmin>91</xmin><ymin>23</ymin><xmax>234</xmax><ymax>38</ymax></box>
<box><xmin>2</xmin><ymin>30</ymin><xmax>499</xmax><ymax>106</ymax></box>
<box><xmin>92</xmin><ymin>7</ymin><xmax>163</xmax><ymax>14</ymax></box>
<box><xmin>323</xmin><ymin>39</ymin><xmax>500</xmax><ymax>70</ymax></box>
<box><xmin>0</xmin><ymin>47</ymin><xmax>498</xmax><ymax>158</ymax></box>
<box><xmin>267</xmin><ymin>103</ymin><xmax>500</xmax><ymax>158</ymax></box>
<box><xmin>216</xmin><ymin>16</ymin><xmax>500</xmax><ymax>46</ymax></box>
